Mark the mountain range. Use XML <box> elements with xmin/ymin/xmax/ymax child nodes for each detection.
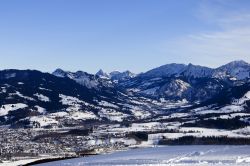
<box><xmin>0</xmin><ymin>60</ymin><xmax>250</xmax><ymax>129</ymax></box>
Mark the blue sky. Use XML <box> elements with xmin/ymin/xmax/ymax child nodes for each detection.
<box><xmin>1</xmin><ymin>0</ymin><xmax>250</xmax><ymax>73</ymax></box>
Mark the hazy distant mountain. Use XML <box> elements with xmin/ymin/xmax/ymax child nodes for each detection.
<box><xmin>110</xmin><ymin>70</ymin><xmax>136</xmax><ymax>82</ymax></box>
<box><xmin>119</xmin><ymin>60</ymin><xmax>250</xmax><ymax>101</ymax></box>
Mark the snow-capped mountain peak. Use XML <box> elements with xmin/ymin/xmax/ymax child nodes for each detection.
<box><xmin>52</xmin><ymin>68</ymin><xmax>68</xmax><ymax>78</ymax></box>
<box><xmin>96</xmin><ymin>69</ymin><xmax>110</xmax><ymax>79</ymax></box>
<box><xmin>110</xmin><ymin>71</ymin><xmax>121</xmax><ymax>77</ymax></box>
<box><xmin>110</xmin><ymin>70</ymin><xmax>136</xmax><ymax>82</ymax></box>
<box><xmin>1</xmin><ymin>60</ymin><xmax>250</xmax><ymax>130</ymax></box>
<box><xmin>226</xmin><ymin>60</ymin><xmax>248</xmax><ymax>66</ymax></box>
<box><xmin>142</xmin><ymin>63</ymin><xmax>187</xmax><ymax>78</ymax></box>
<box><xmin>142</xmin><ymin>63</ymin><xmax>213</xmax><ymax>78</ymax></box>
<box><xmin>217</xmin><ymin>60</ymin><xmax>250</xmax><ymax>70</ymax></box>
<box><xmin>181</xmin><ymin>63</ymin><xmax>213</xmax><ymax>78</ymax></box>
<box><xmin>213</xmin><ymin>60</ymin><xmax>250</xmax><ymax>80</ymax></box>
<box><xmin>53</xmin><ymin>69</ymin><xmax>99</xmax><ymax>89</ymax></box>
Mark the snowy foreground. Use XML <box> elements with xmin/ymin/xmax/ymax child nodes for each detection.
<box><xmin>38</xmin><ymin>146</ymin><xmax>250</xmax><ymax>166</ymax></box>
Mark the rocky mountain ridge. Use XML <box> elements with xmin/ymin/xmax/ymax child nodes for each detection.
<box><xmin>0</xmin><ymin>60</ymin><xmax>249</xmax><ymax>128</ymax></box>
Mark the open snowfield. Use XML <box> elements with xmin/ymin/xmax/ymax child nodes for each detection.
<box><xmin>37</xmin><ymin>146</ymin><xmax>250</xmax><ymax>166</ymax></box>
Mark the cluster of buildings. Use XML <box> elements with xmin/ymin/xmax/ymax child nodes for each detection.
<box><xmin>0</xmin><ymin>124</ymin><xmax>142</xmax><ymax>163</ymax></box>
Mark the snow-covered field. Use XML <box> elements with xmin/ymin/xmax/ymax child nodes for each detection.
<box><xmin>37</xmin><ymin>146</ymin><xmax>250</xmax><ymax>166</ymax></box>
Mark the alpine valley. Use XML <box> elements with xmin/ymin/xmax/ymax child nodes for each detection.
<box><xmin>1</xmin><ymin>60</ymin><xmax>250</xmax><ymax>165</ymax></box>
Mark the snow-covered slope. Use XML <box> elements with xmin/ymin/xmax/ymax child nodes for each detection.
<box><xmin>0</xmin><ymin>70</ymin><xmax>133</xmax><ymax>127</ymax></box>
<box><xmin>1</xmin><ymin>60</ymin><xmax>250</xmax><ymax>129</ymax></box>
<box><xmin>0</xmin><ymin>69</ymin><xmax>191</xmax><ymax>128</ymax></box>
<box><xmin>53</xmin><ymin>69</ymin><xmax>99</xmax><ymax>89</ymax></box>
<box><xmin>37</xmin><ymin>146</ymin><xmax>250</xmax><ymax>166</ymax></box>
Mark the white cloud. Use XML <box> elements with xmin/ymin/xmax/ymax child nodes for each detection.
<box><xmin>161</xmin><ymin>0</ymin><xmax>250</xmax><ymax>67</ymax></box>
